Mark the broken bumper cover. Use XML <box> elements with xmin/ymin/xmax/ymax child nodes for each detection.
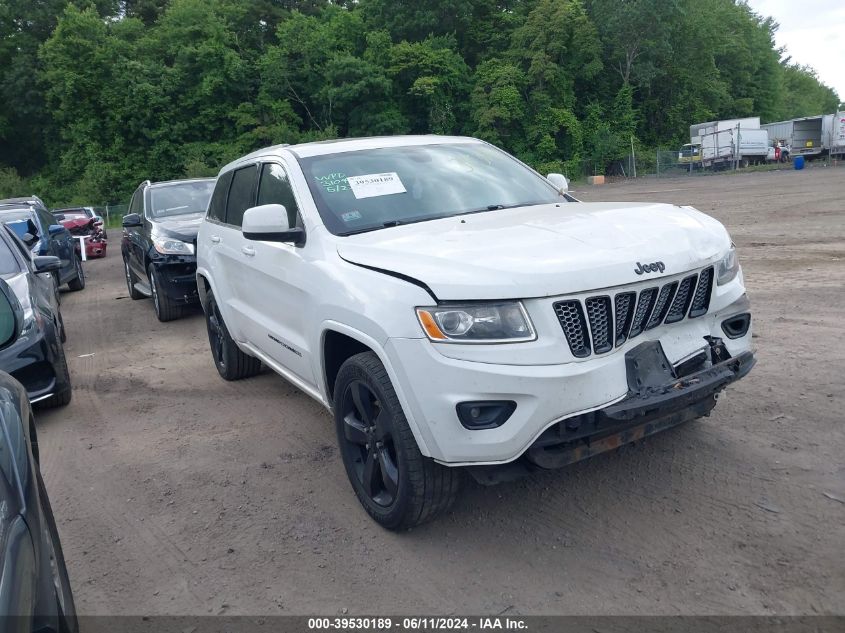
<box><xmin>469</xmin><ymin>341</ymin><xmax>755</xmax><ymax>484</ymax></box>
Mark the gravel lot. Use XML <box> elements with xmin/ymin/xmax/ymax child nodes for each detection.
<box><xmin>37</xmin><ymin>167</ymin><xmax>844</xmax><ymax>616</ymax></box>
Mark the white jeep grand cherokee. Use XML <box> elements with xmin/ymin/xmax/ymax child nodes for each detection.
<box><xmin>196</xmin><ymin>135</ymin><xmax>755</xmax><ymax>529</ymax></box>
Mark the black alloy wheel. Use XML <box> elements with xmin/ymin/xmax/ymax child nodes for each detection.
<box><xmin>148</xmin><ymin>264</ymin><xmax>180</xmax><ymax>321</ymax></box>
<box><xmin>203</xmin><ymin>292</ymin><xmax>261</xmax><ymax>380</ymax></box>
<box><xmin>338</xmin><ymin>380</ymin><xmax>400</xmax><ymax>507</ymax></box>
<box><xmin>333</xmin><ymin>352</ymin><xmax>462</xmax><ymax>529</ymax></box>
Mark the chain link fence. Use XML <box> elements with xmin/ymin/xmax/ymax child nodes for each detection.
<box><xmin>91</xmin><ymin>203</ymin><xmax>129</xmax><ymax>228</ymax></box>
<box><xmin>559</xmin><ymin>148</ymin><xmax>825</xmax><ymax>183</ymax></box>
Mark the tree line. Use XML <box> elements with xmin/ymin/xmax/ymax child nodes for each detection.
<box><xmin>0</xmin><ymin>0</ymin><xmax>839</xmax><ymax>206</ymax></box>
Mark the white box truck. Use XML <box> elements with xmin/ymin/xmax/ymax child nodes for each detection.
<box><xmin>690</xmin><ymin>118</ymin><xmax>768</xmax><ymax>168</ymax></box>
<box><xmin>824</xmin><ymin>112</ymin><xmax>845</xmax><ymax>157</ymax></box>
<box><xmin>761</xmin><ymin>115</ymin><xmax>825</xmax><ymax>158</ymax></box>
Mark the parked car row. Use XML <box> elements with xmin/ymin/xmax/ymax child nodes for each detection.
<box><xmin>0</xmin><ymin>270</ymin><xmax>77</xmax><ymax>630</ymax></box>
<box><xmin>120</xmin><ymin>135</ymin><xmax>755</xmax><ymax>530</ymax></box>
<box><xmin>0</xmin><ymin>197</ymin><xmax>88</xmax><ymax>410</ymax></box>
<box><xmin>0</xmin><ymin>198</ymin><xmax>107</xmax><ymax>627</ymax></box>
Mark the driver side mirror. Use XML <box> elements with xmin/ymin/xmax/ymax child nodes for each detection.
<box><xmin>242</xmin><ymin>204</ymin><xmax>305</xmax><ymax>246</ymax></box>
<box><xmin>34</xmin><ymin>255</ymin><xmax>62</xmax><ymax>273</ymax></box>
<box><xmin>546</xmin><ymin>173</ymin><xmax>569</xmax><ymax>195</ymax></box>
<box><xmin>0</xmin><ymin>277</ymin><xmax>24</xmax><ymax>349</ymax></box>
<box><xmin>122</xmin><ymin>213</ymin><xmax>142</xmax><ymax>228</ymax></box>
<box><xmin>48</xmin><ymin>224</ymin><xmax>66</xmax><ymax>237</ymax></box>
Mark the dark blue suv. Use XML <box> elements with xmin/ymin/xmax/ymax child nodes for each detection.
<box><xmin>0</xmin><ymin>196</ymin><xmax>85</xmax><ymax>292</ymax></box>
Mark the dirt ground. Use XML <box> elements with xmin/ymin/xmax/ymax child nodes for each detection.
<box><xmin>37</xmin><ymin>167</ymin><xmax>844</xmax><ymax>616</ymax></box>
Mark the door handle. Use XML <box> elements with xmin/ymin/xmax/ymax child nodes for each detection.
<box><xmin>241</xmin><ymin>246</ymin><xmax>256</xmax><ymax>257</ymax></box>
<box><xmin>210</xmin><ymin>235</ymin><xmax>221</xmax><ymax>244</ymax></box>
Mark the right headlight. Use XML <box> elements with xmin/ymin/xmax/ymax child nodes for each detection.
<box><xmin>153</xmin><ymin>235</ymin><xmax>194</xmax><ymax>255</ymax></box>
<box><xmin>716</xmin><ymin>243</ymin><xmax>740</xmax><ymax>286</ymax></box>
<box><xmin>415</xmin><ymin>302</ymin><xmax>536</xmax><ymax>343</ymax></box>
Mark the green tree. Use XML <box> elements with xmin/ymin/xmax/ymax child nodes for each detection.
<box><xmin>773</xmin><ymin>63</ymin><xmax>840</xmax><ymax>121</ymax></box>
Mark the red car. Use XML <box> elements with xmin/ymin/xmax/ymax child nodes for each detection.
<box><xmin>53</xmin><ymin>209</ymin><xmax>107</xmax><ymax>259</ymax></box>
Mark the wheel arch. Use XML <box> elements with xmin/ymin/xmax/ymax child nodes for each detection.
<box><xmin>319</xmin><ymin>321</ymin><xmax>432</xmax><ymax>458</ymax></box>
<box><xmin>196</xmin><ymin>271</ymin><xmax>212</xmax><ymax>311</ymax></box>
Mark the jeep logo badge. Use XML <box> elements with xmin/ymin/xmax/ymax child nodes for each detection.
<box><xmin>634</xmin><ymin>261</ymin><xmax>665</xmax><ymax>275</ymax></box>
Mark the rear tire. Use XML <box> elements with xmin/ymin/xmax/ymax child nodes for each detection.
<box><xmin>66</xmin><ymin>255</ymin><xmax>85</xmax><ymax>291</ymax></box>
<box><xmin>204</xmin><ymin>292</ymin><xmax>261</xmax><ymax>380</ymax></box>
<box><xmin>149</xmin><ymin>264</ymin><xmax>181</xmax><ymax>322</ymax></box>
<box><xmin>333</xmin><ymin>351</ymin><xmax>461</xmax><ymax>530</ymax></box>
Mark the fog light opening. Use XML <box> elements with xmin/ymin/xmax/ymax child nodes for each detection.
<box><xmin>456</xmin><ymin>401</ymin><xmax>517</xmax><ymax>430</ymax></box>
<box><xmin>721</xmin><ymin>313</ymin><xmax>751</xmax><ymax>339</ymax></box>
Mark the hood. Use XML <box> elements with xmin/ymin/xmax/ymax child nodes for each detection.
<box><xmin>336</xmin><ymin>202</ymin><xmax>730</xmax><ymax>300</ymax></box>
<box><xmin>152</xmin><ymin>212</ymin><xmax>204</xmax><ymax>241</ymax></box>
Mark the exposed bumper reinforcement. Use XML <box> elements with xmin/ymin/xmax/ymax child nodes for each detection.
<box><xmin>468</xmin><ymin>340</ymin><xmax>755</xmax><ymax>484</ymax></box>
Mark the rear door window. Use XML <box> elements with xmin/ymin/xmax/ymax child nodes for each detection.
<box><xmin>257</xmin><ymin>163</ymin><xmax>301</xmax><ymax>229</ymax></box>
<box><xmin>225</xmin><ymin>166</ymin><xmax>258</xmax><ymax>228</ymax></box>
<box><xmin>207</xmin><ymin>172</ymin><xmax>233</xmax><ymax>223</ymax></box>
<box><xmin>129</xmin><ymin>186</ymin><xmax>144</xmax><ymax>215</ymax></box>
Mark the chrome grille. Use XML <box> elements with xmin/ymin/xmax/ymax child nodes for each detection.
<box><xmin>553</xmin><ymin>300</ymin><xmax>590</xmax><ymax>358</ymax></box>
<box><xmin>585</xmin><ymin>296</ymin><xmax>612</xmax><ymax>354</ymax></box>
<box><xmin>554</xmin><ymin>267</ymin><xmax>715</xmax><ymax>358</ymax></box>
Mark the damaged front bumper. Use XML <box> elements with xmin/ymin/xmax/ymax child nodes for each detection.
<box><xmin>469</xmin><ymin>338</ymin><xmax>755</xmax><ymax>484</ymax></box>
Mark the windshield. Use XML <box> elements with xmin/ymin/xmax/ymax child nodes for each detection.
<box><xmin>297</xmin><ymin>142</ymin><xmax>566</xmax><ymax>235</ymax></box>
<box><xmin>148</xmin><ymin>181</ymin><xmax>214</xmax><ymax>219</ymax></box>
<box><xmin>0</xmin><ymin>211</ymin><xmax>37</xmax><ymax>239</ymax></box>
<box><xmin>0</xmin><ymin>209</ymin><xmax>34</xmax><ymax>224</ymax></box>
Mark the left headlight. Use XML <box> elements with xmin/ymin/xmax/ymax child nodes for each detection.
<box><xmin>153</xmin><ymin>236</ymin><xmax>194</xmax><ymax>255</ymax></box>
<box><xmin>716</xmin><ymin>243</ymin><xmax>740</xmax><ymax>286</ymax></box>
<box><xmin>415</xmin><ymin>302</ymin><xmax>536</xmax><ymax>343</ymax></box>
<box><xmin>20</xmin><ymin>307</ymin><xmax>42</xmax><ymax>336</ymax></box>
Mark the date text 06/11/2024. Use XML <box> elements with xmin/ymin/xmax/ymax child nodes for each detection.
<box><xmin>307</xmin><ymin>617</ymin><xmax>528</xmax><ymax>630</ymax></box>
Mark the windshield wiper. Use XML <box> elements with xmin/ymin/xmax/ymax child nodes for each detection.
<box><xmin>338</xmin><ymin>203</ymin><xmax>545</xmax><ymax>236</ymax></box>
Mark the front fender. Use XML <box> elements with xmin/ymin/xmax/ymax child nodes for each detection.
<box><xmin>195</xmin><ymin>267</ymin><xmax>215</xmax><ymax>312</ymax></box>
<box><xmin>317</xmin><ymin>321</ymin><xmax>433</xmax><ymax>458</ymax></box>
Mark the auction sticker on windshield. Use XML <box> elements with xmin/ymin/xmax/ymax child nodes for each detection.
<box><xmin>347</xmin><ymin>172</ymin><xmax>407</xmax><ymax>199</ymax></box>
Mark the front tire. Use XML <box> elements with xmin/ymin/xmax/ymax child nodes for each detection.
<box><xmin>204</xmin><ymin>292</ymin><xmax>261</xmax><ymax>380</ymax></box>
<box><xmin>37</xmin><ymin>340</ymin><xmax>72</xmax><ymax>409</ymax></box>
<box><xmin>124</xmin><ymin>259</ymin><xmax>144</xmax><ymax>300</ymax></box>
<box><xmin>149</xmin><ymin>264</ymin><xmax>181</xmax><ymax>322</ymax></box>
<box><xmin>66</xmin><ymin>255</ymin><xmax>84</xmax><ymax>291</ymax></box>
<box><xmin>333</xmin><ymin>352</ymin><xmax>461</xmax><ymax>530</ymax></box>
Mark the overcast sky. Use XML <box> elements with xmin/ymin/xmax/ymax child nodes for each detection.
<box><xmin>746</xmin><ymin>0</ymin><xmax>844</xmax><ymax>101</ymax></box>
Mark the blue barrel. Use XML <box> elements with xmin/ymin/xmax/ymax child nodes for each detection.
<box><xmin>794</xmin><ymin>155</ymin><xmax>805</xmax><ymax>170</ymax></box>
